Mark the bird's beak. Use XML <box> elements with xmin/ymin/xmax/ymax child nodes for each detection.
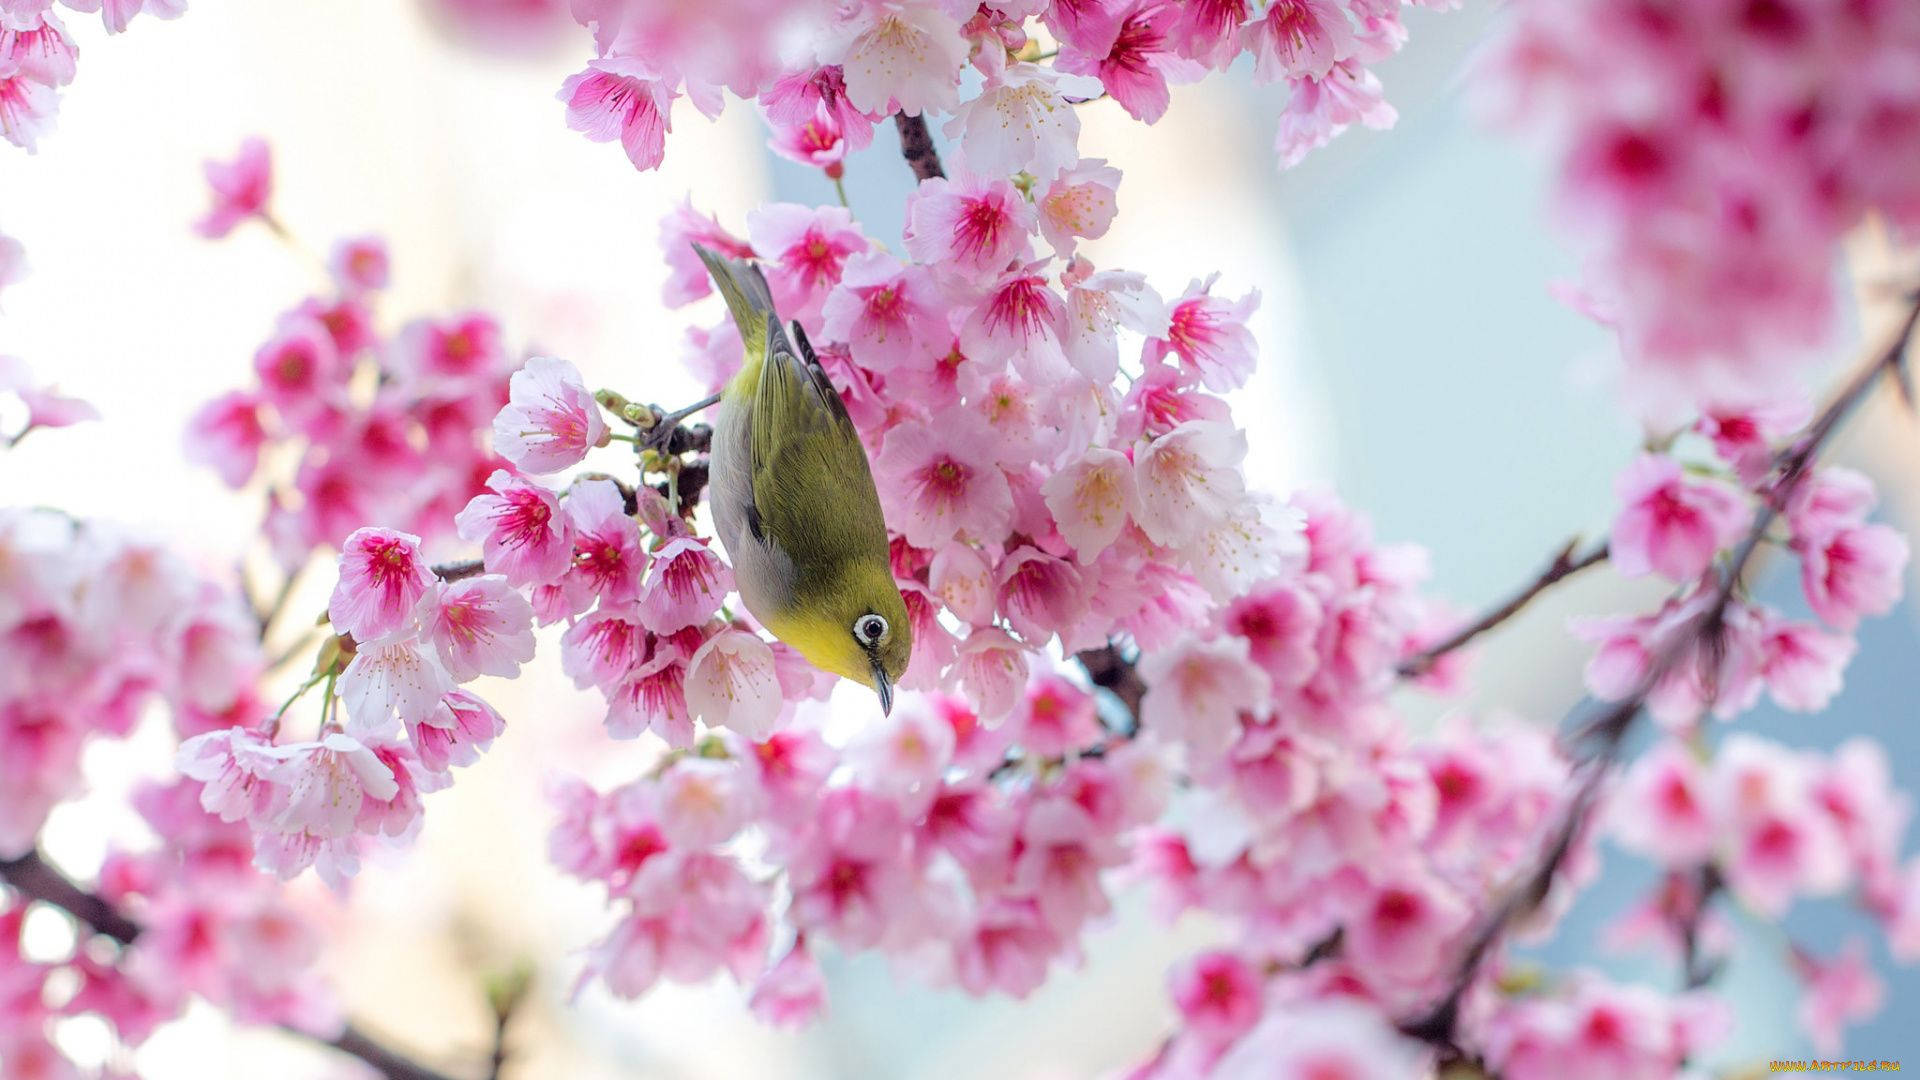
<box><xmin>870</xmin><ymin>658</ymin><xmax>894</xmax><ymax>716</ymax></box>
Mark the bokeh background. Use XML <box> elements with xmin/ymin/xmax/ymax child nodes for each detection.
<box><xmin>1</xmin><ymin>1</ymin><xmax>1915</xmax><ymax>1076</ymax></box>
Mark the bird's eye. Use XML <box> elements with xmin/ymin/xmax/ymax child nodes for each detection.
<box><xmin>854</xmin><ymin>614</ymin><xmax>888</xmax><ymax>646</ymax></box>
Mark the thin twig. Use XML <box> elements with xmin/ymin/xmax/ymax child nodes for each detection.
<box><xmin>0</xmin><ymin>849</ymin><xmax>463</xmax><ymax>1080</ymax></box>
<box><xmin>1397</xmin><ymin>540</ymin><xmax>1610</xmax><ymax>678</ymax></box>
<box><xmin>1397</xmin><ymin>290</ymin><xmax>1920</xmax><ymax>1054</ymax></box>
<box><xmin>432</xmin><ymin>558</ymin><xmax>487</xmax><ymax>582</ymax></box>
<box><xmin>893</xmin><ymin>113</ymin><xmax>945</xmax><ymax>181</ymax></box>
<box><xmin>1679</xmin><ymin>863</ymin><xmax>1725</xmax><ymax>990</ymax></box>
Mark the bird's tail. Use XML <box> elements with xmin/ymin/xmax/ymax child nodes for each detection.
<box><xmin>693</xmin><ymin>243</ymin><xmax>777</xmax><ymax>359</ymax></box>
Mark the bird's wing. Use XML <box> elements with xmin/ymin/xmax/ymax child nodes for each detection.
<box><xmin>748</xmin><ymin>317</ymin><xmax>892</xmax><ymax>587</ymax></box>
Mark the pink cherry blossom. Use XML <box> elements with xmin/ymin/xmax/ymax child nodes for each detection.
<box><xmin>1132</xmin><ymin>420</ymin><xmax>1249</xmax><ymax>548</ymax></box>
<box><xmin>559</xmin><ymin>609</ymin><xmax>647</xmax><ymax>692</ymax></box>
<box><xmin>174</xmin><ymin>728</ymin><xmax>289</xmax><ymax>825</ymax></box>
<box><xmin>1143</xmin><ymin>274</ymin><xmax>1260</xmax><ymax>391</ymax></box>
<box><xmin>416</xmin><ymin>575</ymin><xmax>536</xmax><ymax>681</ymax></box>
<box><xmin>0</xmin><ymin>72</ymin><xmax>55</xmax><ymax>152</ymax></box>
<box><xmin>959</xmin><ymin>265</ymin><xmax>1070</xmax><ymax>381</ymax></box>
<box><xmin>685</xmin><ymin>630</ymin><xmax>782</xmax><ymax>739</ymax></box>
<box><xmin>93</xmin><ymin>0</ymin><xmax>185</xmax><ymax>34</ymax></box>
<box><xmin>251</xmin><ymin>315</ymin><xmax>345</xmax><ymax>433</ymax></box>
<box><xmin>409</xmin><ymin>689</ymin><xmax>505</xmax><ymax>776</ymax></box>
<box><xmin>1037</xmin><ymin>160</ymin><xmax>1122</xmax><ymax>258</ymax></box>
<box><xmin>1712</xmin><ymin>735</ymin><xmax>1849</xmax><ymax>916</ymax></box>
<box><xmin>746</xmin><ymin>202</ymin><xmax>866</xmax><ymax>320</ymax></box>
<box><xmin>328</xmin><ymin>236</ymin><xmax>389</xmax><ymax>294</ymax></box>
<box><xmin>823</xmin><ymin>0</ymin><xmax>969</xmax><ymax>117</ymax></box>
<box><xmin>749</xmin><ymin>941</ymin><xmax>827</xmax><ymax>1028</ymax></box>
<box><xmin>1480</xmin><ymin>974</ymin><xmax>1724</xmax><ymax>1080</ymax></box>
<box><xmin>339</xmin><ymin>639</ymin><xmax>455</xmax><ymax>738</ymax></box>
<box><xmin>659</xmin><ymin>199</ymin><xmax>754</xmax><ymax>307</ymax></box>
<box><xmin>1608</xmin><ymin>739</ymin><xmax>1715</xmax><ymax>866</ymax></box>
<box><xmin>392</xmin><ymin>312</ymin><xmax>505</xmax><ymax>388</ymax></box>
<box><xmin>1223</xmin><ymin>579</ymin><xmax>1322</xmax><ymax>689</ymax></box>
<box><xmin>195</xmin><ymin>138</ymin><xmax>273</xmax><ymax>239</ymax></box>
<box><xmin>638</xmin><ymin>538</ymin><xmax>731</xmax><ymax>633</ymax></box>
<box><xmin>1056</xmin><ymin>0</ymin><xmax>1203</xmax><ymax>124</ymax></box>
<box><xmin>844</xmin><ymin>702</ymin><xmax>955</xmax><ymax>804</ymax></box>
<box><xmin>267</xmin><ymin>733</ymin><xmax>398</xmax><ymax>841</ymax></box>
<box><xmin>182</xmin><ymin>391</ymin><xmax>269</xmax><ymax>488</ymax></box>
<box><xmin>1009</xmin><ymin>674</ymin><xmax>1102</xmax><ymax>757</ymax></box>
<box><xmin>1696</xmin><ymin>400</ymin><xmax>1808</xmax><ymax>486</ymax></box>
<box><xmin>820</xmin><ymin>250</ymin><xmax>945</xmax><ymax>372</ymax></box>
<box><xmin>1040</xmin><ymin>446</ymin><xmax>1136</xmax><ymax>561</ymax></box>
<box><xmin>760</xmin><ymin>65</ymin><xmax>876</xmax><ymax>148</ymax></box>
<box><xmin>1274</xmin><ymin>60</ymin><xmax>1396</xmax><ymax>169</ymax></box>
<box><xmin>996</xmin><ymin>546</ymin><xmax>1088</xmax><ymax>645</ymax></box>
<box><xmin>1138</xmin><ymin>634</ymin><xmax>1266</xmax><ymax>759</ymax></box>
<box><xmin>766</xmin><ymin>108</ymin><xmax>849</xmax><ymax>175</ymax></box>
<box><xmin>875</xmin><ymin>408</ymin><xmax>1014</xmax><ymax>548</ymax></box>
<box><xmin>454</xmin><ymin>469</ymin><xmax>573</xmax><ymax>587</ymax></box>
<box><xmin>905</xmin><ymin>174</ymin><xmax>1035</xmax><ymax>283</ymax></box>
<box><xmin>1244</xmin><ymin>0</ymin><xmax>1354</xmax><ymax>82</ymax></box>
<box><xmin>1795</xmin><ymin>941</ymin><xmax>1884</xmax><ymax>1056</ymax></box>
<box><xmin>1797</xmin><ymin>520</ymin><xmax>1909</xmax><ymax>633</ymax></box>
<box><xmin>559</xmin><ymin>56</ymin><xmax>677</xmax><ymax>171</ymax></box>
<box><xmin>1756</xmin><ymin>612</ymin><xmax>1853</xmax><ymax>713</ymax></box>
<box><xmin>565</xmin><ymin>476</ymin><xmax>646</xmax><ymax>605</ymax></box>
<box><xmin>327</xmin><ymin>527</ymin><xmax>435</xmax><ymax>643</ymax></box>
<box><xmin>953</xmin><ymin>626</ymin><xmax>1030</xmax><ymax>722</ymax></box>
<box><xmin>1608</xmin><ymin>454</ymin><xmax>1750</xmax><ymax>582</ymax></box>
<box><xmin>944</xmin><ymin>62</ymin><xmax>1104</xmax><ymax>182</ymax></box>
<box><xmin>0</xmin><ymin>11</ymin><xmax>75</xmax><ymax>85</ymax></box>
<box><xmin>492</xmin><ymin>356</ymin><xmax>607</xmax><ymax>473</ymax></box>
<box><xmin>781</xmin><ymin>786</ymin><xmax>915</xmax><ymax>948</ymax></box>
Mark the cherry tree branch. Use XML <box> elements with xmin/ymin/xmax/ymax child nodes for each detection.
<box><xmin>893</xmin><ymin>113</ymin><xmax>946</xmax><ymax>181</ymax></box>
<box><xmin>0</xmin><ymin>850</ymin><xmax>141</xmax><ymax>943</ymax></box>
<box><xmin>1397</xmin><ymin>539</ymin><xmax>1610</xmax><ymax>678</ymax></box>
<box><xmin>1397</xmin><ymin>290</ymin><xmax>1920</xmax><ymax>1054</ymax></box>
<box><xmin>0</xmin><ymin>849</ymin><xmax>467</xmax><ymax>1080</ymax></box>
<box><xmin>433</xmin><ymin>558</ymin><xmax>487</xmax><ymax>582</ymax></box>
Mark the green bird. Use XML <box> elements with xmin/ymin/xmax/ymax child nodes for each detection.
<box><xmin>690</xmin><ymin>243</ymin><xmax>911</xmax><ymax>714</ymax></box>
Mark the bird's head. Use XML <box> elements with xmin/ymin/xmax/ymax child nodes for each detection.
<box><xmin>780</xmin><ymin>561</ymin><xmax>912</xmax><ymax>714</ymax></box>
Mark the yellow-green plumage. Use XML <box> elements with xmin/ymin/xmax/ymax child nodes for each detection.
<box><xmin>695</xmin><ymin>244</ymin><xmax>911</xmax><ymax>709</ymax></box>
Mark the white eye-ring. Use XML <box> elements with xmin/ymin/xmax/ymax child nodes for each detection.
<box><xmin>855</xmin><ymin>614</ymin><xmax>888</xmax><ymax>646</ymax></box>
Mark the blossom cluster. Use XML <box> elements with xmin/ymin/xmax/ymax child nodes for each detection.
<box><xmin>1609</xmin><ymin>735</ymin><xmax>1917</xmax><ymax>1055</ymax></box>
<box><xmin>1489</xmin><ymin>0</ymin><xmax>1920</xmax><ymax>414</ymax></box>
<box><xmin>232</xmin><ymin>39</ymin><xmax>1920</xmax><ymax>1058</ymax></box>
<box><xmin>559</xmin><ymin>0</ymin><xmax>1446</xmax><ymax>177</ymax></box>
<box><xmin>1582</xmin><ymin>411</ymin><xmax>1908</xmax><ymax>728</ymax></box>
<box><xmin>0</xmin><ymin>779</ymin><xmax>340</xmax><ymax>1077</ymax></box>
<box><xmin>0</xmin><ymin>510</ymin><xmax>342</xmax><ymax>1078</ymax></box>
<box><xmin>0</xmin><ymin>509</ymin><xmax>262</xmax><ymax>855</ymax></box>
<box><xmin>0</xmin><ymin>0</ymin><xmax>184</xmax><ymax>152</ymax></box>
<box><xmin>185</xmin><ymin>140</ymin><xmax>517</xmax><ymax>568</ymax></box>
<box><xmin>175</xmin><ymin>526</ymin><xmax>520</xmax><ymax>886</ymax></box>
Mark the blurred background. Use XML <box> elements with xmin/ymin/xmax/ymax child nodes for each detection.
<box><xmin>1</xmin><ymin>0</ymin><xmax>1915</xmax><ymax>1075</ymax></box>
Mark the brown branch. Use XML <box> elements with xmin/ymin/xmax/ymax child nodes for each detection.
<box><xmin>1076</xmin><ymin>643</ymin><xmax>1145</xmax><ymax>721</ymax></box>
<box><xmin>432</xmin><ymin>558</ymin><xmax>486</xmax><ymax>582</ymax></box>
<box><xmin>1679</xmin><ymin>863</ymin><xmax>1725</xmax><ymax>990</ymax></box>
<box><xmin>1397</xmin><ymin>290</ymin><xmax>1920</xmax><ymax>1054</ymax></box>
<box><xmin>1</xmin><ymin>849</ymin><xmax>464</xmax><ymax>1080</ymax></box>
<box><xmin>1</xmin><ymin>850</ymin><xmax>141</xmax><ymax>944</ymax></box>
<box><xmin>1397</xmin><ymin>539</ymin><xmax>1610</xmax><ymax>678</ymax></box>
<box><xmin>893</xmin><ymin>113</ymin><xmax>945</xmax><ymax>181</ymax></box>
